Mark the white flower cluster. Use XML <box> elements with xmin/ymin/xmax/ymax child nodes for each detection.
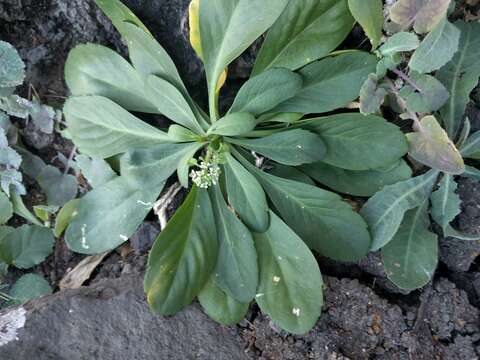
<box><xmin>190</xmin><ymin>160</ymin><xmax>221</xmax><ymax>189</ymax></box>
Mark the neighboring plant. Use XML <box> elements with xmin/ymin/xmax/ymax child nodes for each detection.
<box><xmin>355</xmin><ymin>0</ymin><xmax>480</xmax><ymax>291</ymax></box>
<box><xmin>61</xmin><ymin>0</ymin><xmax>410</xmax><ymax>333</ymax></box>
<box><xmin>0</xmin><ymin>41</ymin><xmax>75</xmax><ymax>304</ymax></box>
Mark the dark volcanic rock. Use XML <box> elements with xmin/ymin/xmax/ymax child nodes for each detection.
<box><xmin>0</xmin><ymin>275</ymin><xmax>249</xmax><ymax>360</ymax></box>
<box><xmin>241</xmin><ymin>277</ymin><xmax>480</xmax><ymax>359</ymax></box>
<box><xmin>440</xmin><ymin>177</ymin><xmax>480</xmax><ymax>272</ymax></box>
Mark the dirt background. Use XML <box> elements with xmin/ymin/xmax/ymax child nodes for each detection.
<box><xmin>1</xmin><ymin>0</ymin><xmax>480</xmax><ymax>359</ymax></box>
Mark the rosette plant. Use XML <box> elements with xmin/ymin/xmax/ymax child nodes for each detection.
<box><xmin>62</xmin><ymin>0</ymin><xmax>408</xmax><ymax>333</ymax></box>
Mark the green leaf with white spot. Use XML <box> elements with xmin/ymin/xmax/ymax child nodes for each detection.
<box><xmin>254</xmin><ymin>211</ymin><xmax>323</xmax><ymax>335</ymax></box>
<box><xmin>361</xmin><ymin>170</ymin><xmax>439</xmax><ymax>251</ymax></box>
<box><xmin>382</xmin><ymin>202</ymin><xmax>438</xmax><ymax>291</ymax></box>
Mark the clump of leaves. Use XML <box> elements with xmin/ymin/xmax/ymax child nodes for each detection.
<box><xmin>61</xmin><ymin>0</ymin><xmax>409</xmax><ymax>333</ymax></box>
<box><xmin>354</xmin><ymin>0</ymin><xmax>480</xmax><ymax>291</ymax></box>
<box><xmin>0</xmin><ymin>42</ymin><xmax>76</xmax><ymax>305</ymax></box>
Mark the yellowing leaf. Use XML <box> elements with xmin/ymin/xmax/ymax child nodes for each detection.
<box><xmin>188</xmin><ymin>0</ymin><xmax>203</xmax><ymax>59</ymax></box>
<box><xmin>188</xmin><ymin>0</ymin><xmax>227</xmax><ymax>94</ymax></box>
<box><xmin>390</xmin><ymin>0</ymin><xmax>451</xmax><ymax>34</ymax></box>
<box><xmin>407</xmin><ymin>115</ymin><xmax>464</xmax><ymax>174</ymax></box>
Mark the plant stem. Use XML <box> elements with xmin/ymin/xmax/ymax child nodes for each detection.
<box><xmin>392</xmin><ymin>68</ymin><xmax>422</xmax><ymax>93</ymax></box>
<box><xmin>63</xmin><ymin>146</ymin><xmax>77</xmax><ymax>175</ymax></box>
<box><xmin>385</xmin><ymin>78</ymin><xmax>423</xmax><ymax>132</ymax></box>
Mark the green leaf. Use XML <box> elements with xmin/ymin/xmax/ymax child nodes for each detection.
<box><xmin>443</xmin><ymin>225</ymin><xmax>480</xmax><ymax>241</ymax></box>
<box><xmin>168</xmin><ymin>125</ymin><xmax>199</xmax><ymax>143</ymax></box>
<box><xmin>301</xmin><ymin>160</ymin><xmax>412</xmax><ymax>197</ymax></box>
<box><xmin>409</xmin><ymin>19</ymin><xmax>460</xmax><ymax>74</ymax></box>
<box><xmin>224</xmin><ymin>153</ymin><xmax>268</xmax><ymax>233</ymax></box>
<box><xmin>269</xmin><ymin>164</ymin><xmax>315</xmax><ymax>186</ymax></box>
<box><xmin>176</xmin><ymin>143</ymin><xmax>204</xmax><ymax>188</ymax></box>
<box><xmin>275</xmin><ymin>52</ymin><xmax>377</xmax><ymax>114</ymax></box>
<box><xmin>65</xmin><ymin>177</ymin><xmax>163</xmax><ymax>254</ymax></box>
<box><xmin>381</xmin><ymin>202</ymin><xmax>438</xmax><ymax>291</ymax></box>
<box><xmin>0</xmin><ymin>225</ymin><xmax>54</xmax><ymax>269</ymax></box>
<box><xmin>208</xmin><ymin>113</ymin><xmax>256</xmax><ymax>136</ymax></box>
<box><xmin>359</xmin><ymin>74</ymin><xmax>387</xmax><ymax>114</ymax></box>
<box><xmin>120</xmin><ymin>143</ymin><xmax>200</xmax><ymax>189</ymax></box>
<box><xmin>145</xmin><ymin>186</ymin><xmax>218</xmax><ymax>315</ymax></box>
<box><xmin>64</xmin><ymin>44</ymin><xmax>157</xmax><ymax>113</ymax></box>
<box><xmin>377</xmin><ymin>32</ymin><xmax>420</xmax><ymax>56</ymax></box>
<box><xmin>437</xmin><ymin>21</ymin><xmax>480</xmax><ymax>138</ymax></box>
<box><xmin>407</xmin><ymin>115</ymin><xmax>464</xmax><ymax>174</ymax></box>
<box><xmin>209</xmin><ymin>185</ymin><xmax>258</xmax><ymax>302</ymax></box>
<box><xmin>146</xmin><ymin>75</ymin><xmax>203</xmax><ymax>134</ymax></box>
<box><xmin>229</xmin><ymin>68</ymin><xmax>302</xmax><ymax>116</ymax></box>
<box><xmin>0</xmin><ymin>41</ymin><xmax>25</xmax><ymax>87</ymax></box>
<box><xmin>390</xmin><ymin>0</ymin><xmax>451</xmax><ymax>34</ymax></box>
<box><xmin>360</xmin><ymin>170</ymin><xmax>439</xmax><ymax>251</ymax></box>
<box><xmin>199</xmin><ymin>0</ymin><xmax>289</xmax><ymax>114</ymax></box>
<box><xmin>399</xmin><ymin>73</ymin><xmax>449</xmax><ymax>113</ymax></box>
<box><xmin>94</xmin><ymin>0</ymin><xmax>150</xmax><ymax>35</ymax></box>
<box><xmin>430</xmin><ymin>174</ymin><xmax>461</xmax><ymax>231</ymax></box>
<box><xmin>254</xmin><ymin>211</ymin><xmax>323</xmax><ymax>335</ymax></box>
<box><xmin>228</xmin><ymin>129</ymin><xmax>326</xmax><ymax>166</ymax></box>
<box><xmin>33</xmin><ymin>205</ymin><xmax>59</xmax><ymax>222</ymax></box>
<box><xmin>238</xmin><ymin>155</ymin><xmax>371</xmax><ymax>261</ymax></box>
<box><xmin>198</xmin><ymin>278</ymin><xmax>249</xmax><ymax>326</ymax></box>
<box><xmin>36</xmin><ymin>165</ymin><xmax>78</xmax><ymax>207</ymax></box>
<box><xmin>348</xmin><ymin>0</ymin><xmax>383</xmax><ymax>49</ymax></box>
<box><xmin>305</xmin><ymin>113</ymin><xmax>408</xmax><ymax>171</ymax></box>
<box><xmin>252</xmin><ymin>0</ymin><xmax>354</xmax><ymax>74</ymax></box>
<box><xmin>9</xmin><ymin>273</ymin><xmax>52</xmax><ymax>304</ymax></box>
<box><xmin>460</xmin><ymin>131</ymin><xmax>480</xmax><ymax>159</ymax></box>
<box><xmin>54</xmin><ymin>199</ymin><xmax>80</xmax><ymax>237</ymax></box>
<box><xmin>257</xmin><ymin>112</ymin><xmax>303</xmax><ymax>124</ymax></box>
<box><xmin>0</xmin><ymin>191</ymin><xmax>13</xmax><ymax>224</ymax></box>
<box><xmin>76</xmin><ymin>155</ymin><xmax>117</xmax><ymax>188</ymax></box>
<box><xmin>64</xmin><ymin>96</ymin><xmax>170</xmax><ymax>158</ymax></box>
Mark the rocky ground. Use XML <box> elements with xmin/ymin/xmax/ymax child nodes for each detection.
<box><xmin>1</xmin><ymin>1</ymin><xmax>480</xmax><ymax>359</ymax></box>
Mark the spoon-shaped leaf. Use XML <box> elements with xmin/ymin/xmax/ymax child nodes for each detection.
<box><xmin>145</xmin><ymin>186</ymin><xmax>217</xmax><ymax>315</ymax></box>
<box><xmin>382</xmin><ymin>201</ymin><xmax>438</xmax><ymax>291</ymax></box>
<box><xmin>407</xmin><ymin>115</ymin><xmax>464</xmax><ymax>174</ymax></box>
